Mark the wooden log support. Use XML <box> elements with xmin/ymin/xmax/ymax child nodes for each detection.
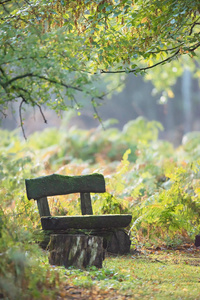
<box><xmin>36</xmin><ymin>197</ymin><xmax>51</xmax><ymax>217</ymax></box>
<box><xmin>106</xmin><ymin>230</ymin><xmax>131</xmax><ymax>255</ymax></box>
<box><xmin>195</xmin><ymin>235</ymin><xmax>200</xmax><ymax>247</ymax></box>
<box><xmin>80</xmin><ymin>193</ymin><xmax>93</xmax><ymax>215</ymax></box>
<box><xmin>49</xmin><ymin>234</ymin><xmax>105</xmax><ymax>268</ymax></box>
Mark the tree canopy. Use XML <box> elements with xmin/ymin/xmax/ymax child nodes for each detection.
<box><xmin>0</xmin><ymin>0</ymin><xmax>200</xmax><ymax>134</ymax></box>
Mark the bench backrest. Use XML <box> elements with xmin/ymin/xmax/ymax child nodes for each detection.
<box><xmin>25</xmin><ymin>173</ymin><xmax>106</xmax><ymax>218</ymax></box>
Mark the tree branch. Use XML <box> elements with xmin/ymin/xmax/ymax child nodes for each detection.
<box><xmin>0</xmin><ymin>0</ymin><xmax>11</xmax><ymax>5</ymax></box>
<box><xmin>100</xmin><ymin>42</ymin><xmax>200</xmax><ymax>74</ymax></box>
<box><xmin>148</xmin><ymin>43</ymin><xmax>184</xmax><ymax>54</ymax></box>
<box><xmin>6</xmin><ymin>73</ymin><xmax>83</xmax><ymax>92</ymax></box>
<box><xmin>16</xmin><ymin>86</ymin><xmax>48</xmax><ymax>125</ymax></box>
<box><xmin>189</xmin><ymin>17</ymin><xmax>200</xmax><ymax>35</ymax></box>
<box><xmin>37</xmin><ymin>103</ymin><xmax>47</xmax><ymax>124</ymax></box>
<box><xmin>0</xmin><ymin>55</ymin><xmax>48</xmax><ymax>66</ymax></box>
<box><xmin>35</xmin><ymin>75</ymin><xmax>83</xmax><ymax>92</ymax></box>
<box><xmin>91</xmin><ymin>97</ymin><xmax>105</xmax><ymax>130</ymax></box>
<box><xmin>6</xmin><ymin>73</ymin><xmax>34</xmax><ymax>85</ymax></box>
<box><xmin>14</xmin><ymin>84</ymin><xmax>47</xmax><ymax>138</ymax></box>
<box><xmin>100</xmin><ymin>49</ymin><xmax>181</xmax><ymax>74</ymax></box>
<box><xmin>0</xmin><ymin>108</ymin><xmax>7</xmax><ymax>118</ymax></box>
<box><xmin>19</xmin><ymin>97</ymin><xmax>27</xmax><ymax>140</ymax></box>
<box><xmin>0</xmin><ymin>66</ymin><xmax>7</xmax><ymax>77</ymax></box>
<box><xmin>189</xmin><ymin>41</ymin><xmax>200</xmax><ymax>52</ymax></box>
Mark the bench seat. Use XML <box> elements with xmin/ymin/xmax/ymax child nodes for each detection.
<box><xmin>41</xmin><ymin>214</ymin><xmax>132</xmax><ymax>230</ymax></box>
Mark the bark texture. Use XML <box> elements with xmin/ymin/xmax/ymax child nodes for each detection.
<box><xmin>48</xmin><ymin>234</ymin><xmax>105</xmax><ymax>268</ymax></box>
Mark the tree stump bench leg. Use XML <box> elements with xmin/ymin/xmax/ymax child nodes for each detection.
<box><xmin>48</xmin><ymin>234</ymin><xmax>105</xmax><ymax>269</ymax></box>
<box><xmin>106</xmin><ymin>230</ymin><xmax>131</xmax><ymax>255</ymax></box>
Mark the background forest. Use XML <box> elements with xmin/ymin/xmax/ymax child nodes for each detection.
<box><xmin>2</xmin><ymin>113</ymin><xmax>200</xmax><ymax>298</ymax></box>
<box><xmin>2</xmin><ymin>71</ymin><xmax>200</xmax><ymax>146</ymax></box>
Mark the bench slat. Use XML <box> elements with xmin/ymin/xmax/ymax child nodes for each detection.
<box><xmin>25</xmin><ymin>173</ymin><xmax>105</xmax><ymax>200</ymax></box>
<box><xmin>40</xmin><ymin>214</ymin><xmax>132</xmax><ymax>230</ymax></box>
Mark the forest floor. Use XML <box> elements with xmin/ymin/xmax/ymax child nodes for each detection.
<box><xmin>55</xmin><ymin>245</ymin><xmax>200</xmax><ymax>300</ymax></box>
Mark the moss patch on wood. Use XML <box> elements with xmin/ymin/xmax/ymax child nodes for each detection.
<box><xmin>25</xmin><ymin>173</ymin><xmax>105</xmax><ymax>200</ymax></box>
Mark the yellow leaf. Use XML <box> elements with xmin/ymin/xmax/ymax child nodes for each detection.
<box><xmin>167</xmin><ymin>89</ymin><xmax>174</xmax><ymax>98</ymax></box>
<box><xmin>195</xmin><ymin>187</ymin><xmax>200</xmax><ymax>195</ymax></box>
<box><xmin>141</xmin><ymin>17</ymin><xmax>148</xmax><ymax>23</ymax></box>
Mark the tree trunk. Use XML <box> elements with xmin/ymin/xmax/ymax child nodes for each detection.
<box><xmin>48</xmin><ymin>234</ymin><xmax>105</xmax><ymax>268</ymax></box>
<box><xmin>182</xmin><ymin>68</ymin><xmax>192</xmax><ymax>134</ymax></box>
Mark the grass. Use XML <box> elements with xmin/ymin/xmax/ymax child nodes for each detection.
<box><xmin>58</xmin><ymin>247</ymin><xmax>200</xmax><ymax>299</ymax></box>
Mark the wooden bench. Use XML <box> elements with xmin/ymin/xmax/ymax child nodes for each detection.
<box><xmin>25</xmin><ymin>173</ymin><xmax>132</xmax><ymax>268</ymax></box>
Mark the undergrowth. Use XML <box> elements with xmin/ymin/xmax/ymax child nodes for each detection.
<box><xmin>1</xmin><ymin>115</ymin><xmax>200</xmax><ymax>298</ymax></box>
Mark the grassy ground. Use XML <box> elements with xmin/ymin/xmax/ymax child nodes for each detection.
<box><xmin>56</xmin><ymin>246</ymin><xmax>200</xmax><ymax>300</ymax></box>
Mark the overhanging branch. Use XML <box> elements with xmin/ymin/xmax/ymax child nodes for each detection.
<box><xmin>0</xmin><ymin>0</ymin><xmax>11</xmax><ymax>5</ymax></box>
<box><xmin>6</xmin><ymin>73</ymin><xmax>83</xmax><ymax>92</ymax></box>
<box><xmin>35</xmin><ymin>75</ymin><xmax>82</xmax><ymax>92</ymax></box>
<box><xmin>7</xmin><ymin>73</ymin><xmax>34</xmax><ymax>85</ymax></box>
<box><xmin>100</xmin><ymin>42</ymin><xmax>200</xmax><ymax>74</ymax></box>
<box><xmin>100</xmin><ymin>49</ymin><xmax>180</xmax><ymax>74</ymax></box>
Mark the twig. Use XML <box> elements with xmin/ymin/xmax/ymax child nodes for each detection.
<box><xmin>0</xmin><ymin>109</ymin><xmax>7</xmax><ymax>118</ymax></box>
<box><xmin>189</xmin><ymin>41</ymin><xmax>200</xmax><ymax>52</ymax></box>
<box><xmin>19</xmin><ymin>98</ymin><xmax>27</xmax><ymax>140</ymax></box>
<box><xmin>91</xmin><ymin>97</ymin><xmax>105</xmax><ymax>130</ymax></box>
<box><xmin>70</xmin><ymin>95</ymin><xmax>79</xmax><ymax>108</ymax></box>
<box><xmin>36</xmin><ymin>103</ymin><xmax>47</xmax><ymax>124</ymax></box>
<box><xmin>17</xmin><ymin>86</ymin><xmax>47</xmax><ymax>125</ymax></box>
<box><xmin>189</xmin><ymin>18</ymin><xmax>200</xmax><ymax>35</ymax></box>
<box><xmin>148</xmin><ymin>43</ymin><xmax>184</xmax><ymax>54</ymax></box>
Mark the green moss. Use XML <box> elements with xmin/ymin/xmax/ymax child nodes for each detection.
<box><xmin>25</xmin><ymin>173</ymin><xmax>105</xmax><ymax>200</ymax></box>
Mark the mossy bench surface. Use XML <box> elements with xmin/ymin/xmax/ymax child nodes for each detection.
<box><xmin>25</xmin><ymin>173</ymin><xmax>132</xmax><ymax>231</ymax></box>
<box><xmin>25</xmin><ymin>173</ymin><xmax>105</xmax><ymax>200</ymax></box>
<box><xmin>41</xmin><ymin>214</ymin><xmax>132</xmax><ymax>230</ymax></box>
